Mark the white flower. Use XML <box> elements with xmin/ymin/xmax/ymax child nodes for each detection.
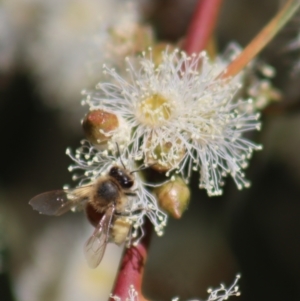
<box><xmin>83</xmin><ymin>48</ymin><xmax>262</xmax><ymax>196</ymax></box>
<box><xmin>66</xmin><ymin>140</ymin><xmax>167</xmax><ymax>240</ymax></box>
<box><xmin>173</xmin><ymin>275</ymin><xmax>241</xmax><ymax>301</ymax></box>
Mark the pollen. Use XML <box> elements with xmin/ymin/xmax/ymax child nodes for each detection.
<box><xmin>137</xmin><ymin>93</ymin><xmax>173</xmax><ymax>127</ymax></box>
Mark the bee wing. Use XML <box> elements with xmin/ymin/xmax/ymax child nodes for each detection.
<box><xmin>84</xmin><ymin>206</ymin><xmax>114</xmax><ymax>268</ymax></box>
<box><xmin>29</xmin><ymin>189</ymin><xmax>88</xmax><ymax>216</ymax></box>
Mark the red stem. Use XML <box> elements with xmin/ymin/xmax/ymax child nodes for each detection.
<box><xmin>183</xmin><ymin>0</ymin><xmax>223</xmax><ymax>54</ymax></box>
<box><xmin>109</xmin><ymin>220</ymin><xmax>153</xmax><ymax>301</ymax></box>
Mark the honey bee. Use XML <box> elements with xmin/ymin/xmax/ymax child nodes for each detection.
<box><xmin>29</xmin><ymin>165</ymin><xmax>137</xmax><ymax>268</ymax></box>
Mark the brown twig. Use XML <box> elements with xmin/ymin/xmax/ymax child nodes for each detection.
<box><xmin>109</xmin><ymin>220</ymin><xmax>153</xmax><ymax>301</ymax></box>
<box><xmin>182</xmin><ymin>0</ymin><xmax>223</xmax><ymax>55</ymax></box>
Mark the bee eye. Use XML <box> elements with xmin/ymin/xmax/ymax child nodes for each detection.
<box><xmin>121</xmin><ymin>178</ymin><xmax>134</xmax><ymax>189</ymax></box>
<box><xmin>109</xmin><ymin>166</ymin><xmax>119</xmax><ymax>178</ymax></box>
<box><xmin>109</xmin><ymin>166</ymin><xmax>134</xmax><ymax>189</ymax></box>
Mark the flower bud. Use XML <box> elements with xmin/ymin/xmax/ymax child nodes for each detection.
<box><xmin>82</xmin><ymin>109</ymin><xmax>119</xmax><ymax>146</ymax></box>
<box><xmin>154</xmin><ymin>176</ymin><xmax>190</xmax><ymax>219</ymax></box>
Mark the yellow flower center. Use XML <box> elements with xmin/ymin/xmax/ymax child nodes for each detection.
<box><xmin>138</xmin><ymin>94</ymin><xmax>172</xmax><ymax>127</ymax></box>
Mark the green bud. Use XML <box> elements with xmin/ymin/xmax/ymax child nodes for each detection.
<box><xmin>154</xmin><ymin>176</ymin><xmax>190</xmax><ymax>219</ymax></box>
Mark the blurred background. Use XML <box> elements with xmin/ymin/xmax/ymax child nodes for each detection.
<box><xmin>1</xmin><ymin>0</ymin><xmax>300</xmax><ymax>300</ymax></box>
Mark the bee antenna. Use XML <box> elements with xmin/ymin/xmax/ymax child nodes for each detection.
<box><xmin>115</xmin><ymin>142</ymin><xmax>126</xmax><ymax>169</ymax></box>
